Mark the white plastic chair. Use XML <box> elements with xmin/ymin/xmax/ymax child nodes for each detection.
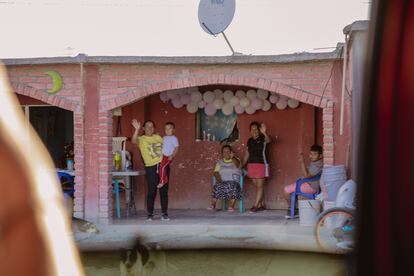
<box><xmin>112</xmin><ymin>137</ymin><xmax>127</xmax><ymax>154</ymax></box>
<box><xmin>112</xmin><ymin>137</ymin><xmax>127</xmax><ymax>219</ymax></box>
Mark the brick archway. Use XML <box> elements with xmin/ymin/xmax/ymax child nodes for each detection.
<box><xmin>99</xmin><ymin>73</ymin><xmax>335</xmax><ymax>166</ymax></box>
<box><xmin>11</xmin><ymin>82</ymin><xmax>80</xmax><ymax>112</ymax></box>
<box><xmin>95</xmin><ymin>73</ymin><xmax>335</xmax><ymax>222</ymax></box>
<box><xmin>100</xmin><ymin>74</ymin><xmax>332</xmax><ymax>111</ymax></box>
<box><xmin>11</xmin><ymin>82</ymin><xmax>86</xmax><ymax>219</ymax></box>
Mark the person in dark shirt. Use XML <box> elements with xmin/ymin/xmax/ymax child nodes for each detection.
<box><xmin>242</xmin><ymin>121</ymin><xmax>271</xmax><ymax>212</ymax></box>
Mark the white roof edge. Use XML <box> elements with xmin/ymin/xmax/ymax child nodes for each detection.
<box><xmin>2</xmin><ymin>49</ymin><xmax>342</xmax><ymax>66</ymax></box>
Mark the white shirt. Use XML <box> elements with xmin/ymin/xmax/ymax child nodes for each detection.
<box><xmin>162</xmin><ymin>135</ymin><xmax>179</xmax><ymax>156</ymax></box>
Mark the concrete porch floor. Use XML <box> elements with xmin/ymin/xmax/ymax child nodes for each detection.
<box><xmin>74</xmin><ymin>209</ymin><xmax>331</xmax><ymax>254</ymax></box>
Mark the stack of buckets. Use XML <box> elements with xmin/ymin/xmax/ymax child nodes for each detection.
<box><xmin>298</xmin><ymin>165</ymin><xmax>347</xmax><ymax>226</ymax></box>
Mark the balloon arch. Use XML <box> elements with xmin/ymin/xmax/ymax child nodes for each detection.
<box><xmin>159</xmin><ymin>87</ymin><xmax>300</xmax><ymax>117</ymax></box>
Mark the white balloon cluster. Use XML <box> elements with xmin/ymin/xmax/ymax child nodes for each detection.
<box><xmin>159</xmin><ymin>87</ymin><xmax>301</xmax><ymax>116</ymax></box>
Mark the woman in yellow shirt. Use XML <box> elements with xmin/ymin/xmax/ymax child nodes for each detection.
<box><xmin>132</xmin><ymin>119</ymin><xmax>169</xmax><ymax>221</ymax></box>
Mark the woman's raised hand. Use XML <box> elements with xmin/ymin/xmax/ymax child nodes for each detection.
<box><xmin>260</xmin><ymin>123</ymin><xmax>267</xmax><ymax>134</ymax></box>
<box><xmin>132</xmin><ymin>119</ymin><xmax>141</xmax><ymax>130</ymax></box>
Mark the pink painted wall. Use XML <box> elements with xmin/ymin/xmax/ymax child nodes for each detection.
<box><xmin>115</xmin><ymin>87</ymin><xmax>316</xmax><ymax>210</ymax></box>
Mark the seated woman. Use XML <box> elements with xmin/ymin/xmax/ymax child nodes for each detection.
<box><xmin>208</xmin><ymin>145</ymin><xmax>242</xmax><ymax>212</ymax></box>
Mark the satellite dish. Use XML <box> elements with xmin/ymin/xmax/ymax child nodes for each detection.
<box><xmin>198</xmin><ymin>0</ymin><xmax>236</xmax><ymax>35</ymax></box>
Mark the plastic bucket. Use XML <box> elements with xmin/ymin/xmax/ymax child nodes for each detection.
<box><xmin>322</xmin><ymin>166</ymin><xmax>347</xmax><ymax>201</ymax></box>
<box><xmin>298</xmin><ymin>200</ymin><xmax>321</xmax><ymax>226</ymax></box>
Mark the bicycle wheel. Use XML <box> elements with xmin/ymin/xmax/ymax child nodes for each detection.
<box><xmin>315</xmin><ymin>207</ymin><xmax>355</xmax><ymax>253</ymax></box>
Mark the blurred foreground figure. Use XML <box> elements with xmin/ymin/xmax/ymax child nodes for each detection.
<box><xmin>0</xmin><ymin>64</ymin><xmax>84</xmax><ymax>276</ymax></box>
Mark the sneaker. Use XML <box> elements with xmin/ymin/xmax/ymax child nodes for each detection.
<box><xmin>146</xmin><ymin>215</ymin><xmax>154</xmax><ymax>221</ymax></box>
<box><xmin>250</xmin><ymin>206</ymin><xmax>258</xmax><ymax>213</ymax></box>
<box><xmin>227</xmin><ymin>207</ymin><xmax>235</xmax><ymax>212</ymax></box>
<box><xmin>285</xmin><ymin>209</ymin><xmax>299</xmax><ymax>219</ymax></box>
<box><xmin>161</xmin><ymin>214</ymin><xmax>170</xmax><ymax>221</ymax></box>
<box><xmin>207</xmin><ymin>205</ymin><xmax>216</xmax><ymax>211</ymax></box>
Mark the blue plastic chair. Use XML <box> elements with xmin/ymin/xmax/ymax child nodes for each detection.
<box><xmin>212</xmin><ymin>170</ymin><xmax>246</xmax><ymax>213</ymax></box>
<box><xmin>57</xmin><ymin>171</ymin><xmax>75</xmax><ymax>197</ymax></box>
<box><xmin>112</xmin><ymin>178</ymin><xmax>125</xmax><ymax>220</ymax></box>
<box><xmin>289</xmin><ymin>173</ymin><xmax>322</xmax><ymax>218</ymax></box>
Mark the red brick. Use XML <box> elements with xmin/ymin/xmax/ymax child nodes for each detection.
<box><xmin>322</xmin><ymin>114</ymin><xmax>333</xmax><ymax>121</ymax></box>
<box><xmin>288</xmin><ymin>88</ymin><xmax>297</xmax><ymax>98</ymax></box>
<box><xmin>323</xmin><ymin>121</ymin><xmax>333</xmax><ymax>128</ymax></box>
<box><xmin>99</xmin><ymin>205</ymin><xmax>109</xmax><ymax>212</ymax></box>
<box><xmin>300</xmin><ymin>93</ymin><xmax>309</xmax><ymax>103</ymax></box>
<box><xmin>64</xmin><ymin>83</ymin><xmax>81</xmax><ymax>89</ymax></box>
<box><xmin>224</xmin><ymin>74</ymin><xmax>232</xmax><ymax>84</ymax></box>
<box><xmin>231</xmin><ymin>75</ymin><xmax>239</xmax><ymax>85</ymax></box>
<box><xmin>263</xmin><ymin>79</ymin><xmax>272</xmax><ymax>90</ymax></box>
<box><xmin>246</xmin><ymin>77</ymin><xmax>258</xmax><ymax>87</ymax></box>
<box><xmin>307</xmin><ymin>94</ymin><xmax>317</xmax><ymax>105</ymax></box>
<box><xmin>101</xmin><ymin>81</ymin><xmax>118</xmax><ymax>89</ymax></box>
<box><xmin>257</xmin><ymin>78</ymin><xmax>265</xmax><ymax>88</ymax></box>
<box><xmin>118</xmin><ymin>80</ymin><xmax>137</xmax><ymax>88</ymax></box>
<box><xmin>99</xmin><ymin>199</ymin><xmax>109</xmax><ymax>205</ymax></box>
<box><xmin>74</xmin><ymin>205</ymin><xmax>83</xmax><ymax>212</ymax></box>
<box><xmin>270</xmin><ymin>81</ymin><xmax>279</xmax><ymax>92</ymax></box>
<box><xmin>218</xmin><ymin>74</ymin><xmax>225</xmax><ymax>83</ymax></box>
<box><xmin>74</xmin><ymin>198</ymin><xmax>84</xmax><ymax>205</ymax></box>
<box><xmin>324</xmin><ymin>151</ymin><xmax>334</xmax><ymax>157</ymax></box>
<box><xmin>323</xmin><ymin>128</ymin><xmax>334</xmax><ymax>135</ymax></box>
<box><xmin>323</xmin><ymin>107</ymin><xmax>334</xmax><ymax>114</ymax></box>
<box><xmin>188</xmin><ymin>77</ymin><xmax>197</xmax><ymax>87</ymax></box>
<box><xmin>323</xmin><ymin>136</ymin><xmax>334</xmax><ymax>143</ymax></box>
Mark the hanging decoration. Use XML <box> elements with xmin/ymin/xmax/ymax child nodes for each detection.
<box><xmin>45</xmin><ymin>70</ymin><xmax>63</xmax><ymax>94</ymax></box>
<box><xmin>158</xmin><ymin>86</ymin><xmax>301</xmax><ymax>116</ymax></box>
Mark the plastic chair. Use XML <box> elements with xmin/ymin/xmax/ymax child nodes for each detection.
<box><xmin>289</xmin><ymin>173</ymin><xmax>322</xmax><ymax>218</ymax></box>
<box><xmin>112</xmin><ymin>137</ymin><xmax>127</xmax><ymax>154</ymax></box>
<box><xmin>212</xmin><ymin>170</ymin><xmax>246</xmax><ymax>213</ymax></box>
<box><xmin>112</xmin><ymin>137</ymin><xmax>127</xmax><ymax>219</ymax></box>
<box><xmin>57</xmin><ymin>171</ymin><xmax>75</xmax><ymax>197</ymax></box>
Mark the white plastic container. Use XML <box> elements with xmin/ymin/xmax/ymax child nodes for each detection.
<box><xmin>321</xmin><ymin>165</ymin><xmax>347</xmax><ymax>201</ymax></box>
<box><xmin>298</xmin><ymin>200</ymin><xmax>321</xmax><ymax>226</ymax></box>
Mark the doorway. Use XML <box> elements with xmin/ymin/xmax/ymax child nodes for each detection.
<box><xmin>23</xmin><ymin>106</ymin><xmax>74</xmax><ymax>167</ymax></box>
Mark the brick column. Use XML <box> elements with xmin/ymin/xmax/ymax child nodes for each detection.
<box><xmin>97</xmin><ymin>111</ymin><xmax>113</xmax><ymax>224</ymax></box>
<box><xmin>322</xmin><ymin>101</ymin><xmax>335</xmax><ymax>166</ymax></box>
<box><xmin>73</xmin><ymin>111</ymin><xmax>85</xmax><ymax>219</ymax></box>
<box><xmin>83</xmin><ymin>64</ymin><xmax>101</xmax><ymax>222</ymax></box>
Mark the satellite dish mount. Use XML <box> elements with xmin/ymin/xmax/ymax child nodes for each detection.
<box><xmin>198</xmin><ymin>0</ymin><xmax>239</xmax><ymax>55</ymax></box>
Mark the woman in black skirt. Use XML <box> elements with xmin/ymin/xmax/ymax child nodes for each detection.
<box><xmin>208</xmin><ymin>145</ymin><xmax>242</xmax><ymax>212</ymax></box>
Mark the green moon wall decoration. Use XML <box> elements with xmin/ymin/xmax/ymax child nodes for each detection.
<box><xmin>45</xmin><ymin>70</ymin><xmax>63</xmax><ymax>94</ymax></box>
